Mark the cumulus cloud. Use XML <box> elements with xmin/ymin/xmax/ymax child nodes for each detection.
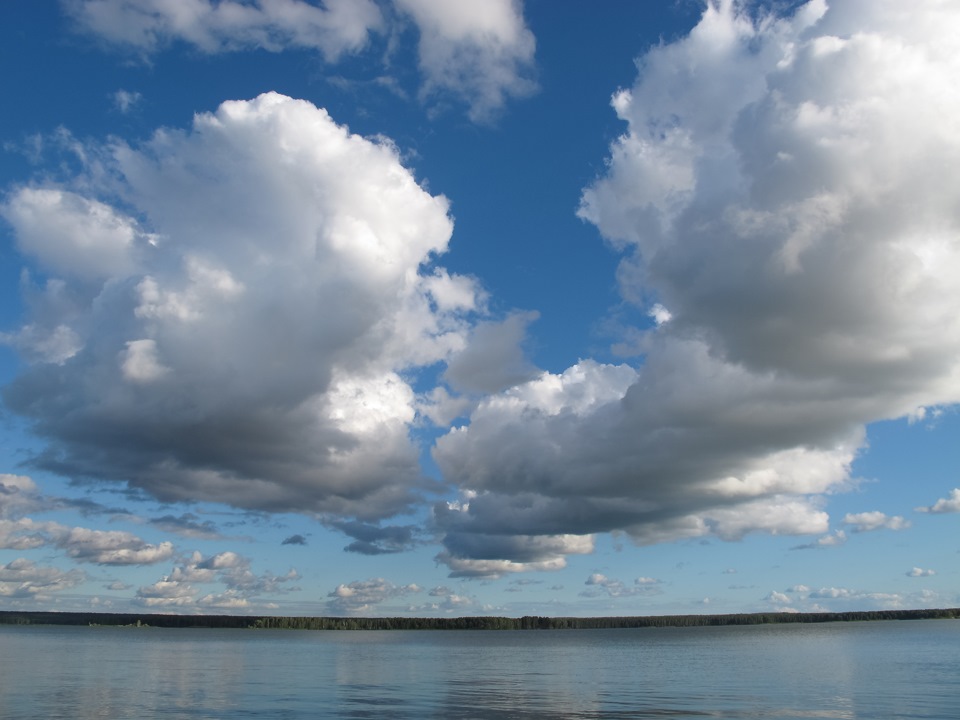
<box><xmin>442</xmin><ymin>311</ymin><xmax>540</xmax><ymax>395</ymax></box>
<box><xmin>907</xmin><ymin>567</ymin><xmax>935</xmax><ymax>578</ymax></box>
<box><xmin>56</xmin><ymin>527</ymin><xmax>175</xmax><ymax>565</ymax></box>
<box><xmin>0</xmin><ymin>474</ymin><xmax>43</xmax><ymax>519</ymax></box>
<box><xmin>65</xmin><ymin>0</ymin><xmax>536</xmax><ymax>121</ymax></box>
<box><xmin>0</xmin><ymin>558</ymin><xmax>85</xmax><ymax>600</ymax></box>
<box><xmin>765</xmin><ymin>590</ymin><xmax>793</xmax><ymax>608</ymax></box>
<box><xmin>843</xmin><ymin>511</ymin><xmax>910</xmax><ymax>533</ymax></box>
<box><xmin>136</xmin><ymin>550</ymin><xmax>299</xmax><ymax>608</ymax></box>
<box><xmin>915</xmin><ymin>488</ymin><xmax>960</xmax><ymax>514</ymax></box>
<box><xmin>581</xmin><ymin>573</ymin><xmax>662</xmax><ymax>599</ymax></box>
<box><xmin>281</xmin><ymin>534</ymin><xmax>308</xmax><ymax>546</ymax></box>
<box><xmin>2</xmin><ymin>92</ymin><xmax>480</xmax><ymax>521</ymax></box>
<box><xmin>394</xmin><ymin>0</ymin><xmax>536</xmax><ymax>121</ymax></box>
<box><xmin>433</xmin><ymin>0</ymin><xmax>960</xmax><ymax>573</ymax></box>
<box><xmin>326</xmin><ymin>577</ymin><xmax>421</xmax><ymax>614</ymax></box>
<box><xmin>0</xmin><ymin>515</ymin><xmax>173</xmax><ymax>566</ymax></box>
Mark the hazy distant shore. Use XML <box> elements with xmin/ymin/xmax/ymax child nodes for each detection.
<box><xmin>1</xmin><ymin>608</ymin><xmax>956</xmax><ymax>631</ymax></box>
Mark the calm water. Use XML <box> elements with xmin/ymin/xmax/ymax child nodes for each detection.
<box><xmin>0</xmin><ymin>620</ymin><xmax>957</xmax><ymax>719</ymax></box>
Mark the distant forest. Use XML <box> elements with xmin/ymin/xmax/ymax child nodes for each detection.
<box><xmin>1</xmin><ymin>608</ymin><xmax>957</xmax><ymax>630</ymax></box>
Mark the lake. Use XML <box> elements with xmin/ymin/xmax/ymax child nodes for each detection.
<box><xmin>0</xmin><ymin>619</ymin><xmax>957</xmax><ymax>718</ymax></box>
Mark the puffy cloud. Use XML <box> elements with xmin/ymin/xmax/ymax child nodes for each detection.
<box><xmin>56</xmin><ymin>527</ymin><xmax>175</xmax><ymax>565</ymax></box>
<box><xmin>394</xmin><ymin>0</ymin><xmax>536</xmax><ymax>121</ymax></box>
<box><xmin>843</xmin><ymin>511</ymin><xmax>910</xmax><ymax>533</ymax></box>
<box><xmin>434</xmin><ymin>498</ymin><xmax>595</xmax><ymax>577</ymax></box>
<box><xmin>0</xmin><ymin>516</ymin><xmax>173</xmax><ymax>566</ymax></box>
<box><xmin>3</xmin><ymin>93</ymin><xmax>479</xmax><ymax>520</ymax></box>
<box><xmin>64</xmin><ymin>0</ymin><xmax>384</xmax><ymax>60</ymax></box>
<box><xmin>907</xmin><ymin>567</ymin><xmax>935</xmax><ymax>578</ymax></box>
<box><xmin>281</xmin><ymin>534</ymin><xmax>308</xmax><ymax>546</ymax></box>
<box><xmin>136</xmin><ymin>550</ymin><xmax>299</xmax><ymax>608</ymax></box>
<box><xmin>136</xmin><ymin>578</ymin><xmax>197</xmax><ymax>607</ymax></box>
<box><xmin>581</xmin><ymin>573</ymin><xmax>662</xmax><ymax>599</ymax></box>
<box><xmin>434</xmin><ymin>0</ymin><xmax>960</xmax><ymax>572</ymax></box>
<box><xmin>915</xmin><ymin>488</ymin><xmax>960</xmax><ymax>514</ymax></box>
<box><xmin>0</xmin><ymin>474</ymin><xmax>42</xmax><ymax>519</ymax></box>
<box><xmin>326</xmin><ymin>577</ymin><xmax>421</xmax><ymax>614</ymax></box>
<box><xmin>806</xmin><ymin>587</ymin><xmax>903</xmax><ymax>608</ymax></box>
<box><xmin>0</xmin><ymin>558</ymin><xmax>85</xmax><ymax>600</ymax></box>
<box><xmin>765</xmin><ymin>590</ymin><xmax>792</xmax><ymax>607</ymax></box>
<box><xmin>2</xmin><ymin>188</ymin><xmax>146</xmax><ymax>283</ymax></box>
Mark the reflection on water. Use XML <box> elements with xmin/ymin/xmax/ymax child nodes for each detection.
<box><xmin>0</xmin><ymin>620</ymin><xmax>957</xmax><ymax>719</ymax></box>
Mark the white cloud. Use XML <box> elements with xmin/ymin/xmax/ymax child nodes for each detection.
<box><xmin>843</xmin><ymin>511</ymin><xmax>910</xmax><ymax>533</ymax></box>
<box><xmin>0</xmin><ymin>474</ymin><xmax>42</xmax><ymax>519</ymax></box>
<box><xmin>765</xmin><ymin>590</ymin><xmax>792</xmax><ymax>606</ymax></box>
<box><xmin>0</xmin><ymin>516</ymin><xmax>173</xmax><ymax>566</ymax></box>
<box><xmin>792</xmin><ymin>529</ymin><xmax>847</xmax><ymax>550</ymax></box>
<box><xmin>326</xmin><ymin>577</ymin><xmax>421</xmax><ymax>614</ymax></box>
<box><xmin>65</xmin><ymin>0</ymin><xmax>384</xmax><ymax>60</ymax></box>
<box><xmin>581</xmin><ymin>572</ymin><xmax>662</xmax><ymax>599</ymax></box>
<box><xmin>3</xmin><ymin>93</ymin><xmax>480</xmax><ymax>520</ymax></box>
<box><xmin>434</xmin><ymin>0</ymin><xmax>960</xmax><ymax>572</ymax></box>
<box><xmin>0</xmin><ymin>558</ymin><xmax>85</xmax><ymax>600</ymax></box>
<box><xmin>1</xmin><ymin>188</ymin><xmax>144</xmax><ymax>281</ymax></box>
<box><xmin>906</xmin><ymin>567</ymin><xmax>936</xmax><ymax>578</ymax></box>
<box><xmin>916</xmin><ymin>488</ymin><xmax>960</xmax><ymax>514</ymax></box>
<box><xmin>394</xmin><ymin>0</ymin><xmax>536</xmax><ymax>121</ymax></box>
<box><xmin>65</xmin><ymin>0</ymin><xmax>537</xmax><ymax>121</ymax></box>
<box><xmin>56</xmin><ymin>527</ymin><xmax>175</xmax><ymax>565</ymax></box>
<box><xmin>136</xmin><ymin>550</ymin><xmax>300</xmax><ymax>608</ymax></box>
<box><xmin>113</xmin><ymin>89</ymin><xmax>142</xmax><ymax>113</ymax></box>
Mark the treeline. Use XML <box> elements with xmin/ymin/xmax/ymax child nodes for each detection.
<box><xmin>1</xmin><ymin>607</ymin><xmax>957</xmax><ymax>630</ymax></box>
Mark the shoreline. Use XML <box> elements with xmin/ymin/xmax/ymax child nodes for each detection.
<box><xmin>1</xmin><ymin>607</ymin><xmax>957</xmax><ymax>630</ymax></box>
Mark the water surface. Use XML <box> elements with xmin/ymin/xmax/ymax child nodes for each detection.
<box><xmin>1</xmin><ymin>619</ymin><xmax>957</xmax><ymax>718</ymax></box>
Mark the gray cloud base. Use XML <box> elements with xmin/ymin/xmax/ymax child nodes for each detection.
<box><xmin>433</xmin><ymin>0</ymin><xmax>960</xmax><ymax>575</ymax></box>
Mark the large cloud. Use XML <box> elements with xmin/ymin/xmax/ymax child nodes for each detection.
<box><xmin>434</xmin><ymin>0</ymin><xmax>960</xmax><ymax>573</ymax></box>
<box><xmin>2</xmin><ymin>92</ymin><xmax>480</xmax><ymax>520</ymax></box>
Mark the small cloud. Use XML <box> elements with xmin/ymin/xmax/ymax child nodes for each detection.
<box><xmin>843</xmin><ymin>512</ymin><xmax>910</xmax><ymax>533</ymax></box>
<box><xmin>112</xmin><ymin>89</ymin><xmax>142</xmax><ymax>114</ymax></box>
<box><xmin>792</xmin><ymin>530</ymin><xmax>846</xmax><ymax>550</ymax></box>
<box><xmin>915</xmin><ymin>488</ymin><xmax>960</xmax><ymax>514</ymax></box>
<box><xmin>906</xmin><ymin>567</ymin><xmax>935</xmax><ymax>578</ymax></box>
<box><xmin>149</xmin><ymin>513</ymin><xmax>223</xmax><ymax>540</ymax></box>
<box><xmin>327</xmin><ymin>578</ymin><xmax>422</xmax><ymax>614</ymax></box>
<box><xmin>581</xmin><ymin>573</ymin><xmax>662</xmax><ymax>598</ymax></box>
<box><xmin>329</xmin><ymin>520</ymin><xmax>420</xmax><ymax>555</ymax></box>
<box><xmin>281</xmin><ymin>534</ymin><xmax>308</xmax><ymax>546</ymax></box>
<box><xmin>765</xmin><ymin>590</ymin><xmax>791</xmax><ymax>605</ymax></box>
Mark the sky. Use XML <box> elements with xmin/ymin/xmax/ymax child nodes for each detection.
<box><xmin>0</xmin><ymin>0</ymin><xmax>958</xmax><ymax>618</ymax></box>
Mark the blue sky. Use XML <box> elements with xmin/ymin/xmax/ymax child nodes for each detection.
<box><xmin>1</xmin><ymin>0</ymin><xmax>958</xmax><ymax>617</ymax></box>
